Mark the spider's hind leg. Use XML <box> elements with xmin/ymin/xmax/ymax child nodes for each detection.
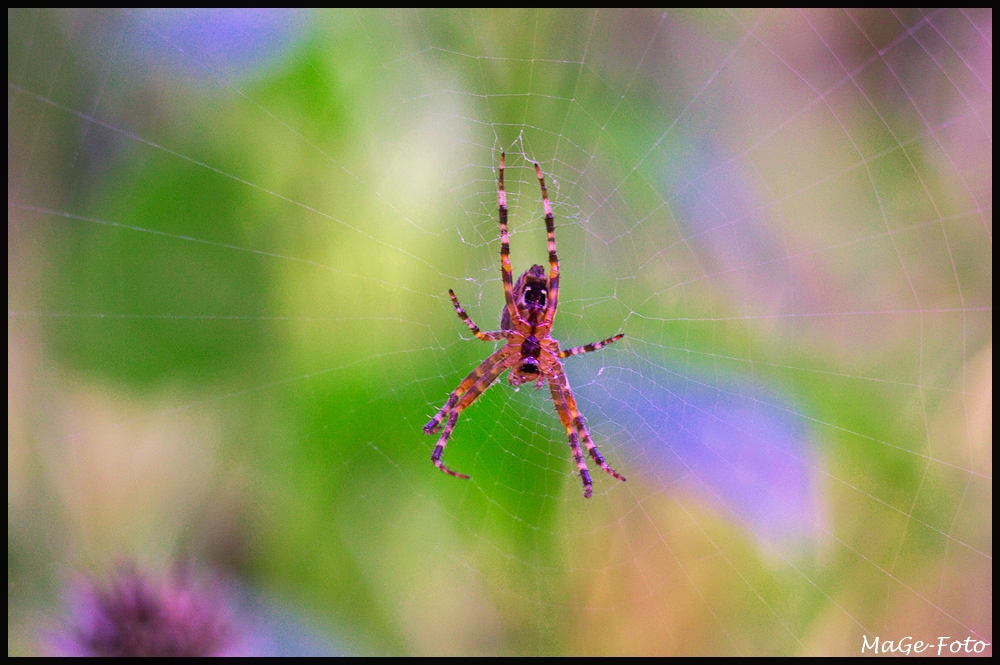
<box><xmin>534</xmin><ymin>163</ymin><xmax>561</xmax><ymax>327</ymax></box>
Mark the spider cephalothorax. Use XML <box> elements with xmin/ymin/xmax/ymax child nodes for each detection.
<box><xmin>423</xmin><ymin>154</ymin><xmax>626</xmax><ymax>498</ymax></box>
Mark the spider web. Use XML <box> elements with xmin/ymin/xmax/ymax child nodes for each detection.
<box><xmin>8</xmin><ymin>9</ymin><xmax>992</xmax><ymax>656</ymax></box>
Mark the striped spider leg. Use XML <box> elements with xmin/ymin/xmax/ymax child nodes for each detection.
<box><xmin>546</xmin><ymin>361</ymin><xmax>626</xmax><ymax>498</ymax></box>
<box><xmin>425</xmin><ymin>154</ymin><xmax>626</xmax><ymax>497</ymax></box>
<box><xmin>424</xmin><ymin>346</ymin><xmax>517</xmax><ymax>478</ymax></box>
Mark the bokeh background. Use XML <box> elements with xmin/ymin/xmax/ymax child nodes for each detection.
<box><xmin>8</xmin><ymin>9</ymin><xmax>991</xmax><ymax>655</ymax></box>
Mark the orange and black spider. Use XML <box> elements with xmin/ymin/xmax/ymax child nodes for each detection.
<box><xmin>424</xmin><ymin>154</ymin><xmax>626</xmax><ymax>498</ymax></box>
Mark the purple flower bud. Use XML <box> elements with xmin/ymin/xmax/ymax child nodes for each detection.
<box><xmin>55</xmin><ymin>566</ymin><xmax>236</xmax><ymax>657</ymax></box>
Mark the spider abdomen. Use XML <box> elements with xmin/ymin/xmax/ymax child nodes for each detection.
<box><xmin>501</xmin><ymin>265</ymin><xmax>548</xmax><ymax>330</ymax></box>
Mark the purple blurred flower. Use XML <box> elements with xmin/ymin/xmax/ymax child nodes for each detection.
<box><xmin>55</xmin><ymin>566</ymin><xmax>237</xmax><ymax>657</ymax></box>
<box><xmin>575</xmin><ymin>353</ymin><xmax>823</xmax><ymax>550</ymax></box>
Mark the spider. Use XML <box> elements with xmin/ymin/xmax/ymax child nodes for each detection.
<box><xmin>424</xmin><ymin>154</ymin><xmax>626</xmax><ymax>498</ymax></box>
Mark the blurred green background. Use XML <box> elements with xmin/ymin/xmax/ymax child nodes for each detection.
<box><xmin>9</xmin><ymin>9</ymin><xmax>991</xmax><ymax>655</ymax></box>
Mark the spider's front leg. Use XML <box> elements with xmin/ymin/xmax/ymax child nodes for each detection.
<box><xmin>431</xmin><ymin>411</ymin><xmax>467</xmax><ymax>479</ymax></box>
<box><xmin>424</xmin><ymin>347</ymin><xmax>509</xmax><ymax>434</ymax></box>
<box><xmin>426</xmin><ymin>351</ymin><xmax>516</xmax><ymax>480</ymax></box>
<box><xmin>548</xmin><ymin>375</ymin><xmax>593</xmax><ymax>498</ymax></box>
<box><xmin>548</xmin><ymin>363</ymin><xmax>626</xmax><ymax>497</ymax></box>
